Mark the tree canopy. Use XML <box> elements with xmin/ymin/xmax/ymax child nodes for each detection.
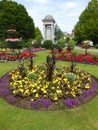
<box><xmin>74</xmin><ymin>0</ymin><xmax>98</xmax><ymax>45</ymax></box>
<box><xmin>54</xmin><ymin>24</ymin><xmax>64</xmax><ymax>42</ymax></box>
<box><xmin>34</xmin><ymin>27</ymin><xmax>42</xmax><ymax>45</ymax></box>
<box><xmin>0</xmin><ymin>0</ymin><xmax>35</xmax><ymax>41</ymax></box>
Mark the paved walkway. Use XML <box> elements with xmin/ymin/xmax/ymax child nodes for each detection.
<box><xmin>75</xmin><ymin>46</ymin><xmax>98</xmax><ymax>53</ymax></box>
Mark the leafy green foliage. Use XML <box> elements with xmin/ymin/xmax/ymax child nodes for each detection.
<box><xmin>24</xmin><ymin>39</ymin><xmax>33</xmax><ymax>48</ymax></box>
<box><xmin>0</xmin><ymin>39</ymin><xmax>7</xmax><ymax>48</ymax></box>
<box><xmin>56</xmin><ymin>38</ymin><xmax>65</xmax><ymax>49</ymax></box>
<box><xmin>75</xmin><ymin>0</ymin><xmax>98</xmax><ymax>45</ymax></box>
<box><xmin>66</xmin><ymin>39</ymin><xmax>76</xmax><ymax>50</ymax></box>
<box><xmin>54</xmin><ymin>24</ymin><xmax>64</xmax><ymax>42</ymax></box>
<box><xmin>34</xmin><ymin>27</ymin><xmax>42</xmax><ymax>47</ymax></box>
<box><xmin>38</xmin><ymin>64</ymin><xmax>45</xmax><ymax>70</ymax></box>
<box><xmin>0</xmin><ymin>0</ymin><xmax>35</xmax><ymax>40</ymax></box>
<box><xmin>56</xmin><ymin>66</ymin><xmax>62</xmax><ymax>72</ymax></box>
<box><xmin>65</xmin><ymin>72</ymin><xmax>76</xmax><ymax>82</ymax></box>
<box><xmin>42</xmin><ymin>40</ymin><xmax>53</xmax><ymax>49</ymax></box>
<box><xmin>27</xmin><ymin>73</ymin><xmax>37</xmax><ymax>80</ymax></box>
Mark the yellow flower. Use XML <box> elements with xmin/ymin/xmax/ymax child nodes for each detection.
<box><xmin>66</xmin><ymin>91</ymin><xmax>69</xmax><ymax>95</ymax></box>
<box><xmin>63</xmin><ymin>78</ymin><xmax>68</xmax><ymax>82</ymax></box>
<box><xmin>37</xmin><ymin>86</ymin><xmax>40</xmax><ymax>90</ymax></box>
<box><xmin>56</xmin><ymin>90</ymin><xmax>62</xmax><ymax>94</ymax></box>
<box><xmin>78</xmin><ymin>84</ymin><xmax>81</xmax><ymax>87</ymax></box>
<box><xmin>45</xmin><ymin>85</ymin><xmax>48</xmax><ymax>89</ymax></box>
<box><xmin>53</xmin><ymin>79</ymin><xmax>58</xmax><ymax>84</ymax></box>
<box><xmin>31</xmin><ymin>70</ymin><xmax>35</xmax><ymax>73</ymax></box>
<box><xmin>41</xmin><ymin>88</ymin><xmax>44</xmax><ymax>91</ymax></box>
<box><xmin>38</xmin><ymin>76</ymin><xmax>42</xmax><ymax>80</ymax></box>
<box><xmin>43</xmin><ymin>90</ymin><xmax>47</xmax><ymax>94</ymax></box>
<box><xmin>88</xmin><ymin>78</ymin><xmax>91</xmax><ymax>81</ymax></box>
<box><xmin>32</xmin><ymin>89</ymin><xmax>37</xmax><ymax>93</ymax></box>
<box><xmin>71</xmin><ymin>92</ymin><xmax>76</xmax><ymax>97</ymax></box>
<box><xmin>25</xmin><ymin>90</ymin><xmax>29</xmax><ymax>94</ymax></box>
<box><xmin>16</xmin><ymin>71</ymin><xmax>19</xmax><ymax>75</ymax></box>
<box><xmin>24</xmin><ymin>77</ymin><xmax>28</xmax><ymax>80</ymax></box>
<box><xmin>35</xmin><ymin>93</ymin><xmax>39</xmax><ymax>98</ymax></box>
<box><xmin>25</xmin><ymin>81</ymin><xmax>29</xmax><ymax>84</ymax></box>
<box><xmin>22</xmin><ymin>79</ymin><xmax>25</xmax><ymax>82</ymax></box>
<box><xmin>67</xmin><ymin>84</ymin><xmax>70</xmax><ymax>88</ymax></box>
<box><xmin>54</xmin><ymin>97</ymin><xmax>58</xmax><ymax>101</ymax></box>
<box><xmin>72</xmin><ymin>88</ymin><xmax>75</xmax><ymax>91</ymax></box>
<box><xmin>31</xmin><ymin>84</ymin><xmax>35</xmax><ymax>88</ymax></box>
<box><xmin>85</xmin><ymin>83</ymin><xmax>90</xmax><ymax>89</ymax></box>
<box><xmin>57</xmin><ymin>86</ymin><xmax>60</xmax><ymax>89</ymax></box>
<box><xmin>19</xmin><ymin>85</ymin><xmax>23</xmax><ymax>88</ymax></box>
<box><xmin>19</xmin><ymin>89</ymin><xmax>24</xmax><ymax>93</ymax></box>
<box><xmin>52</xmin><ymin>87</ymin><xmax>55</xmax><ymax>90</ymax></box>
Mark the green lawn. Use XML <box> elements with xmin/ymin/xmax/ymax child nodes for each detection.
<box><xmin>0</xmin><ymin>50</ymin><xmax>98</xmax><ymax>130</ymax></box>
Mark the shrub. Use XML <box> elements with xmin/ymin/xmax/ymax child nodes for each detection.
<box><xmin>27</xmin><ymin>73</ymin><xmax>37</xmax><ymax>80</ymax></box>
<box><xmin>66</xmin><ymin>39</ymin><xmax>76</xmax><ymax>51</ymax></box>
<box><xmin>65</xmin><ymin>72</ymin><xmax>76</xmax><ymax>82</ymax></box>
<box><xmin>56</xmin><ymin>38</ymin><xmax>65</xmax><ymax>49</ymax></box>
<box><xmin>42</xmin><ymin>40</ymin><xmax>53</xmax><ymax>49</ymax></box>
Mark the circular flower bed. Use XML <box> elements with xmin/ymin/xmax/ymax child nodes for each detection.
<box><xmin>0</xmin><ymin>65</ymin><xmax>98</xmax><ymax>110</ymax></box>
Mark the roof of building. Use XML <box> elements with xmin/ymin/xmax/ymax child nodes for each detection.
<box><xmin>42</xmin><ymin>15</ymin><xmax>55</xmax><ymax>22</ymax></box>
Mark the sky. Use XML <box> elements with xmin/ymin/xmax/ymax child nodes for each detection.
<box><xmin>12</xmin><ymin>0</ymin><xmax>91</xmax><ymax>34</ymax></box>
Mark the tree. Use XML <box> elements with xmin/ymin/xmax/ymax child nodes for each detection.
<box><xmin>74</xmin><ymin>0</ymin><xmax>98</xmax><ymax>45</ymax></box>
<box><xmin>0</xmin><ymin>0</ymin><xmax>35</xmax><ymax>41</ymax></box>
<box><xmin>54</xmin><ymin>24</ymin><xmax>64</xmax><ymax>42</ymax></box>
<box><xmin>34</xmin><ymin>27</ymin><xmax>42</xmax><ymax>47</ymax></box>
<box><xmin>66</xmin><ymin>39</ymin><xmax>76</xmax><ymax>53</ymax></box>
<box><xmin>56</xmin><ymin>38</ymin><xmax>65</xmax><ymax>49</ymax></box>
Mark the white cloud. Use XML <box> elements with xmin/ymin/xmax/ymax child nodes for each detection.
<box><xmin>68</xmin><ymin>12</ymin><xmax>80</xmax><ymax>17</ymax></box>
<box><xmin>34</xmin><ymin>0</ymin><xmax>49</xmax><ymax>4</ymax></box>
<box><xmin>61</xmin><ymin>2</ymin><xmax>78</xmax><ymax>9</ymax></box>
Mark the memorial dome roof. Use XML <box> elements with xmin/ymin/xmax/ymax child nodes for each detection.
<box><xmin>42</xmin><ymin>15</ymin><xmax>55</xmax><ymax>22</ymax></box>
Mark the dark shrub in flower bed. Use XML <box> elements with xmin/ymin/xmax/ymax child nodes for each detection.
<box><xmin>0</xmin><ymin>65</ymin><xmax>98</xmax><ymax>111</ymax></box>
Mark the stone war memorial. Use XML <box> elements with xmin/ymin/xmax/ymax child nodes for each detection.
<box><xmin>42</xmin><ymin>15</ymin><xmax>55</xmax><ymax>43</ymax></box>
